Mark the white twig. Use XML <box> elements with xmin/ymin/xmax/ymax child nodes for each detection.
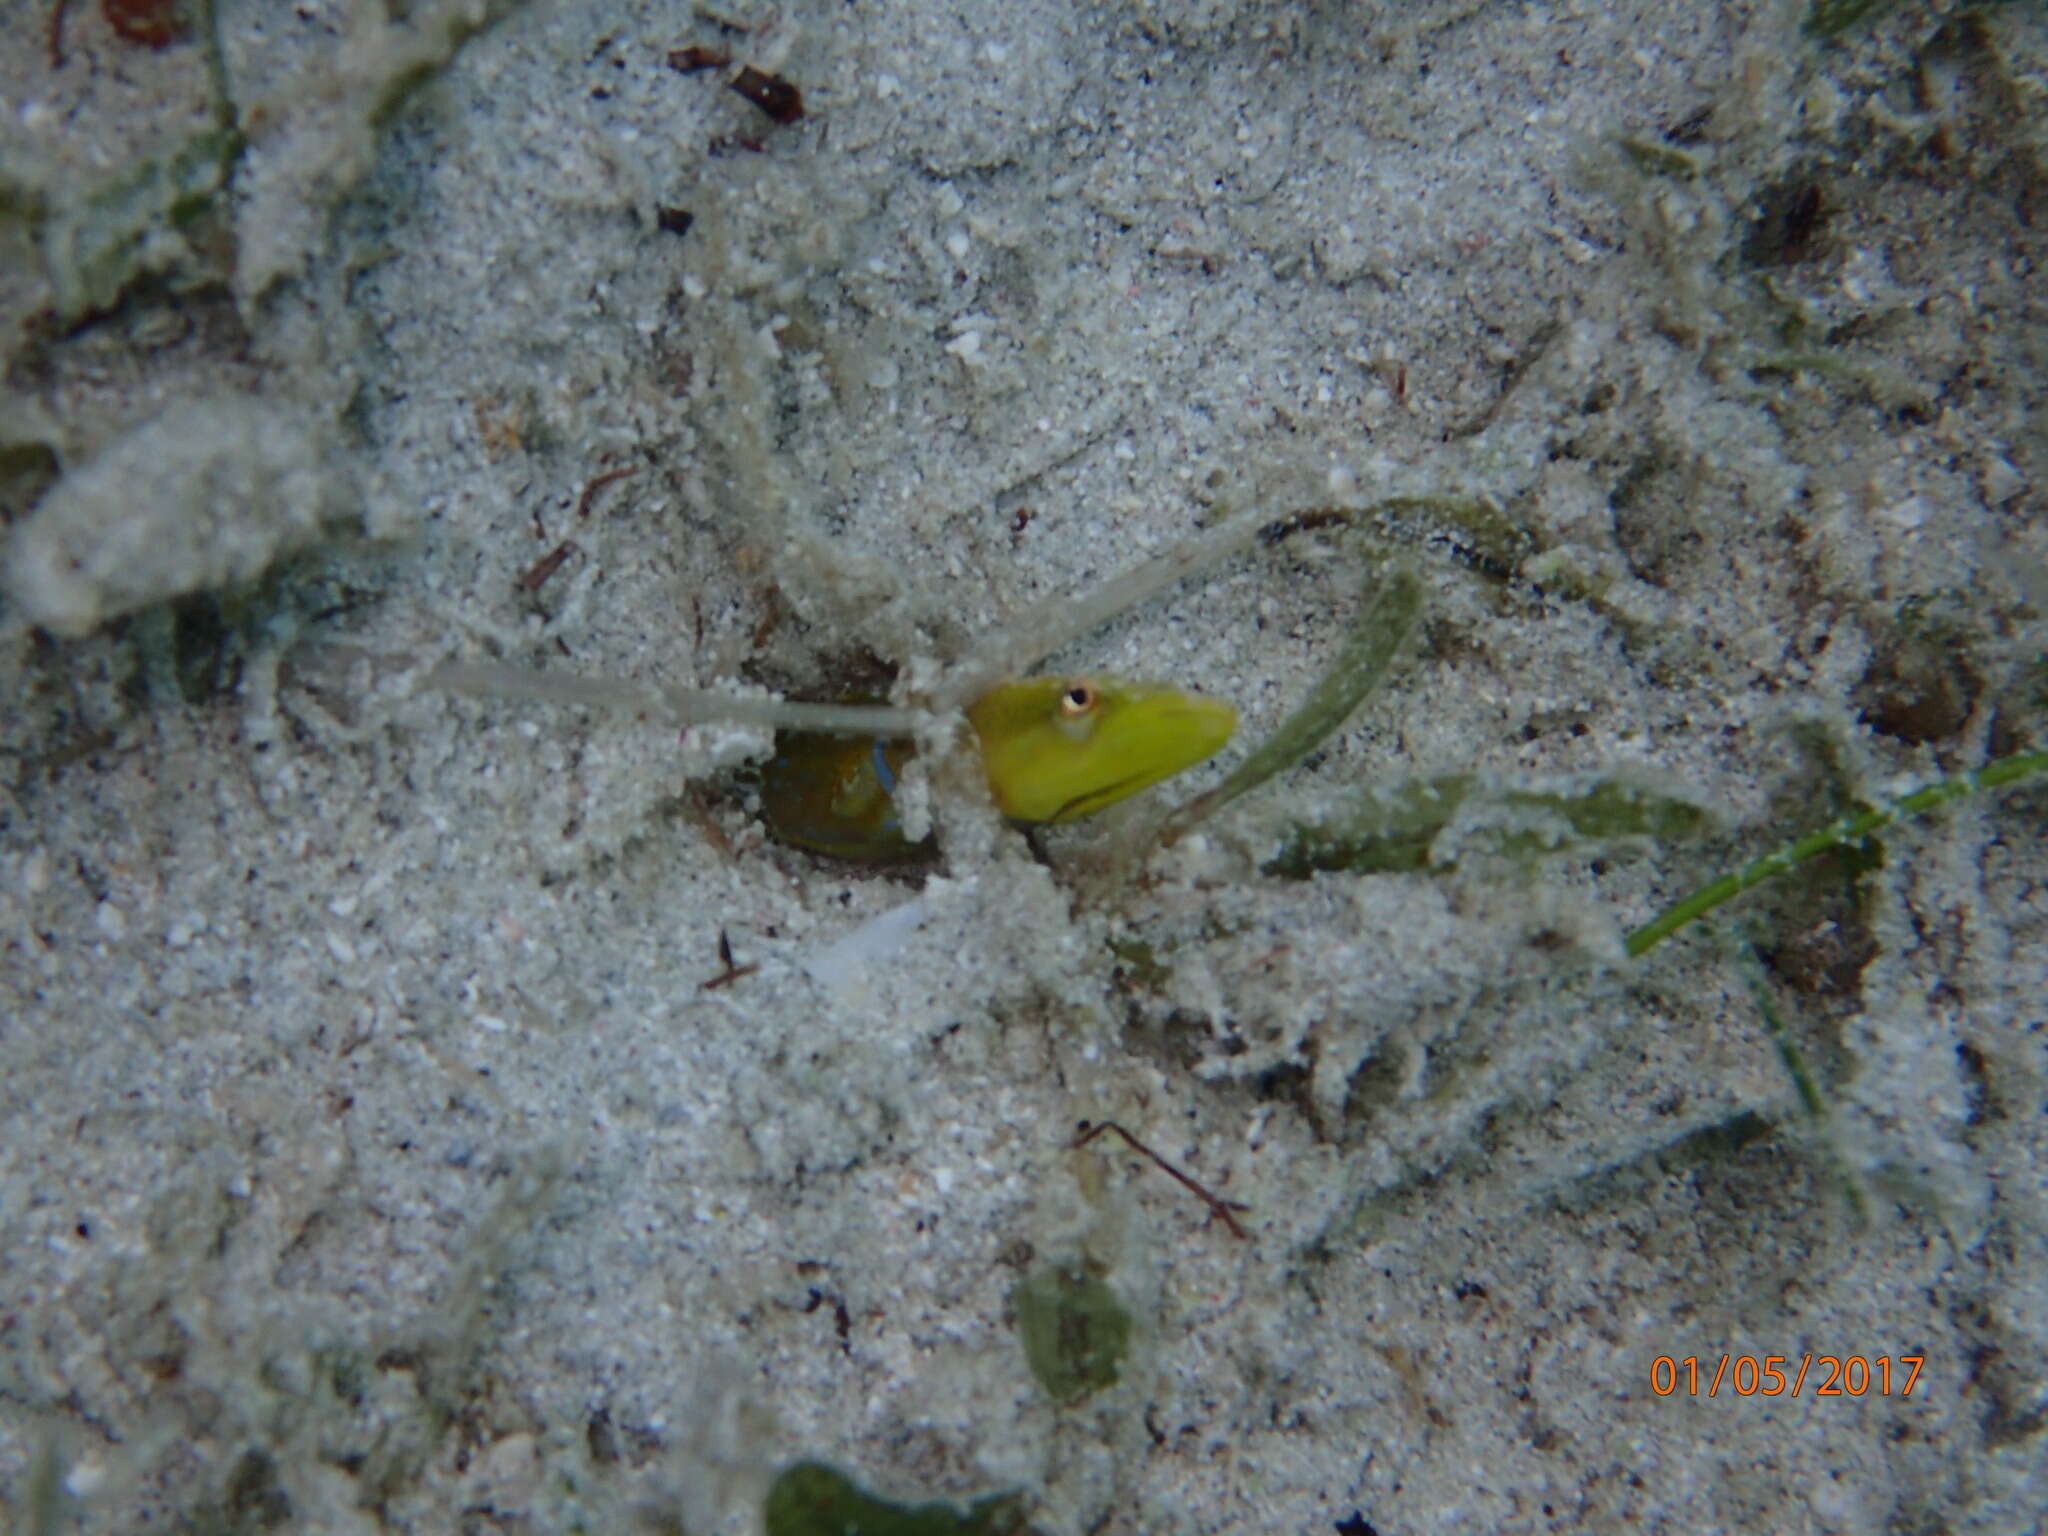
<box><xmin>938</xmin><ymin>505</ymin><xmax>1269</xmax><ymax>706</ymax></box>
<box><xmin>424</xmin><ymin>661</ymin><xmax>929</xmax><ymax>736</ymax></box>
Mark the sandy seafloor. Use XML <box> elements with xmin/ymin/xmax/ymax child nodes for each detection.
<box><xmin>2</xmin><ymin>0</ymin><xmax>2046</xmax><ymax>1530</ymax></box>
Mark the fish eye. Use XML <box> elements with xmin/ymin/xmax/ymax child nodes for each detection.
<box><xmin>1060</xmin><ymin>681</ymin><xmax>1098</xmax><ymax>717</ymax></box>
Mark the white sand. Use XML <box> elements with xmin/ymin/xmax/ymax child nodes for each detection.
<box><xmin>3</xmin><ymin>0</ymin><xmax>2044</xmax><ymax>1529</ymax></box>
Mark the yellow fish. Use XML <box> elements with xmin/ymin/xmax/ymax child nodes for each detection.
<box><xmin>758</xmin><ymin>677</ymin><xmax>1237</xmax><ymax>860</ymax></box>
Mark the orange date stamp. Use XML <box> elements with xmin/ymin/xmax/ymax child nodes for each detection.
<box><xmin>1651</xmin><ymin>1354</ymin><xmax>1923</xmax><ymax>1398</ymax></box>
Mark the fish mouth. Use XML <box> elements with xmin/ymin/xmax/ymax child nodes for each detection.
<box><xmin>1049</xmin><ymin>770</ymin><xmax>1155</xmax><ymax>824</ymax></box>
<box><xmin>1046</xmin><ymin>698</ymin><xmax>1237</xmax><ymax>822</ymax></box>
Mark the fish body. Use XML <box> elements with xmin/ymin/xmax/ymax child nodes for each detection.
<box><xmin>758</xmin><ymin>677</ymin><xmax>1236</xmax><ymax>860</ymax></box>
<box><xmin>757</xmin><ymin>730</ymin><xmax>925</xmax><ymax>861</ymax></box>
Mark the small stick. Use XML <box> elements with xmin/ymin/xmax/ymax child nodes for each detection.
<box><xmin>666</xmin><ymin>44</ymin><xmax>729</xmax><ymax>72</ymax></box>
<box><xmin>515</xmin><ymin>540</ymin><xmax>577</xmax><ymax>591</ymax></box>
<box><xmin>701</xmin><ymin>928</ymin><xmax>759</xmax><ymax>991</ymax></box>
<box><xmin>577</xmin><ymin>465</ymin><xmax>638</xmax><ymax>519</ymax></box>
<box><xmin>729</xmin><ymin>64</ymin><xmax>803</xmax><ymax>124</ymax></box>
<box><xmin>1074</xmin><ymin>1120</ymin><xmax>1250</xmax><ymax>1240</ymax></box>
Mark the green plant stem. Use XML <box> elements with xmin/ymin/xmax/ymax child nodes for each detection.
<box><xmin>197</xmin><ymin>0</ymin><xmax>237</xmax><ymax>135</ymax></box>
<box><xmin>1735</xmin><ymin>941</ymin><xmax>1868</xmax><ymax>1223</ymax></box>
<box><xmin>1734</xmin><ymin>943</ymin><xmax>1827</xmax><ymax>1120</ymax></box>
<box><xmin>1627</xmin><ymin>749</ymin><xmax>2047</xmax><ymax>957</ymax></box>
<box><xmin>1157</xmin><ymin>564</ymin><xmax>1421</xmax><ymax>846</ymax></box>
